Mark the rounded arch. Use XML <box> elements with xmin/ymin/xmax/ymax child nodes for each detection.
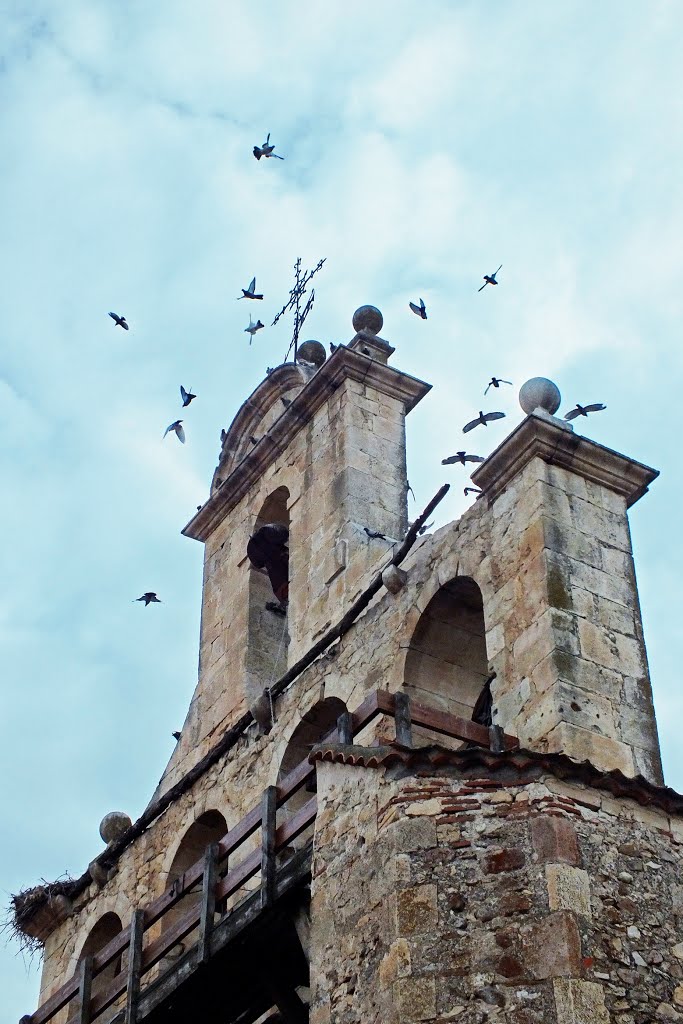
<box><xmin>404</xmin><ymin>576</ymin><xmax>490</xmax><ymax>723</ymax></box>
<box><xmin>70</xmin><ymin>912</ymin><xmax>124</xmax><ymax>1015</ymax></box>
<box><xmin>161</xmin><ymin>810</ymin><xmax>228</xmax><ymax>952</ymax></box>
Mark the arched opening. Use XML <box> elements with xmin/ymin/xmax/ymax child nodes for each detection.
<box><xmin>71</xmin><ymin>912</ymin><xmax>123</xmax><ymax>1015</ymax></box>
<box><xmin>161</xmin><ymin>810</ymin><xmax>228</xmax><ymax>958</ymax></box>
<box><xmin>404</xmin><ymin>577</ymin><xmax>490</xmax><ymax>725</ymax></box>
<box><xmin>245</xmin><ymin>487</ymin><xmax>291</xmax><ymax>706</ymax></box>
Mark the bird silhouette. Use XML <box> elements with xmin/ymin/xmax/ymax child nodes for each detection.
<box><xmin>238</xmin><ymin>277</ymin><xmax>263</xmax><ymax>300</ymax></box>
<box><xmin>464</xmin><ymin>487</ymin><xmax>483</xmax><ymax>497</ymax></box>
<box><xmin>484</xmin><ymin>377</ymin><xmax>512</xmax><ymax>394</ymax></box>
<box><xmin>442</xmin><ymin>451</ymin><xmax>485</xmax><ymax>466</ymax></box>
<box><xmin>220</xmin><ymin>429</ymin><xmax>227</xmax><ymax>445</ymax></box>
<box><xmin>330</xmin><ymin>343</ymin><xmax>339</xmax><ymax>353</ymax></box>
<box><xmin>564</xmin><ymin>403</ymin><xmax>606</xmax><ymax>421</ymax></box>
<box><xmin>135</xmin><ymin>592</ymin><xmax>161</xmax><ymax>606</ymax></box>
<box><xmin>409</xmin><ymin>298</ymin><xmax>428</xmax><ymax>319</ymax></box>
<box><xmin>172</xmin><ymin>731</ymin><xmax>181</xmax><ymax>741</ymax></box>
<box><xmin>281</xmin><ymin>397</ymin><xmax>292</xmax><ymax>407</ymax></box>
<box><xmin>478</xmin><ymin>265</ymin><xmax>502</xmax><ymax>292</ymax></box>
<box><xmin>109</xmin><ymin>312</ymin><xmax>129</xmax><ymax>330</ymax></box>
<box><xmin>253</xmin><ymin>133</ymin><xmax>284</xmax><ymax>160</ymax></box>
<box><xmin>249</xmin><ymin>436</ymin><xmax>259</xmax><ymax>446</ymax></box>
<box><xmin>364</xmin><ymin>527</ymin><xmax>387</xmax><ymax>540</ymax></box>
<box><xmin>180</xmin><ymin>386</ymin><xmax>196</xmax><ymax>407</ymax></box>
<box><xmin>245</xmin><ymin>315</ymin><xmax>265</xmax><ymax>342</ymax></box>
<box><xmin>463</xmin><ymin>411</ymin><xmax>505</xmax><ymax>433</ymax></box>
<box><xmin>163</xmin><ymin>419</ymin><xmax>185</xmax><ymax>443</ymax></box>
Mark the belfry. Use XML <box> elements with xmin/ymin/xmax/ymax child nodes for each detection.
<box><xmin>15</xmin><ymin>306</ymin><xmax>683</xmax><ymax>1024</ymax></box>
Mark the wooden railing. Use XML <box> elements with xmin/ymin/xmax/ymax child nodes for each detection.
<box><xmin>22</xmin><ymin>690</ymin><xmax>517</xmax><ymax>1024</ymax></box>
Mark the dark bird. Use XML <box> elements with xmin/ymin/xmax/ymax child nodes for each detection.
<box><xmin>172</xmin><ymin>731</ymin><xmax>181</xmax><ymax>741</ymax></box>
<box><xmin>418</xmin><ymin>521</ymin><xmax>433</xmax><ymax>535</ymax></box>
<box><xmin>409</xmin><ymin>298</ymin><xmax>428</xmax><ymax>319</ymax></box>
<box><xmin>135</xmin><ymin>592</ymin><xmax>161</xmax><ymax>606</ymax></box>
<box><xmin>330</xmin><ymin>343</ymin><xmax>339</xmax><ymax>353</ymax></box>
<box><xmin>463</xmin><ymin>411</ymin><xmax>505</xmax><ymax>433</ymax></box>
<box><xmin>364</xmin><ymin>527</ymin><xmax>387</xmax><ymax>540</ymax></box>
<box><xmin>478</xmin><ymin>265</ymin><xmax>502</xmax><ymax>291</ymax></box>
<box><xmin>281</xmin><ymin>397</ymin><xmax>291</xmax><ymax>407</ymax></box>
<box><xmin>109</xmin><ymin>312</ymin><xmax>129</xmax><ymax>330</ymax></box>
<box><xmin>220</xmin><ymin>429</ymin><xmax>227</xmax><ymax>445</ymax></box>
<box><xmin>245</xmin><ymin>315</ymin><xmax>265</xmax><ymax>342</ymax></box>
<box><xmin>564</xmin><ymin>403</ymin><xmax>606</xmax><ymax>421</ymax></box>
<box><xmin>249</xmin><ymin>435</ymin><xmax>259</xmax><ymax>445</ymax></box>
<box><xmin>464</xmin><ymin>487</ymin><xmax>483</xmax><ymax>497</ymax></box>
<box><xmin>442</xmin><ymin>451</ymin><xmax>485</xmax><ymax>466</ymax></box>
<box><xmin>253</xmin><ymin>133</ymin><xmax>284</xmax><ymax>160</ymax></box>
<box><xmin>180</xmin><ymin>385</ymin><xmax>196</xmax><ymax>407</ymax></box>
<box><xmin>163</xmin><ymin>419</ymin><xmax>186</xmax><ymax>443</ymax></box>
<box><xmin>196</xmin><ymin>505</ymin><xmax>202</xmax><ymax>511</ymax></box>
<box><xmin>484</xmin><ymin>377</ymin><xmax>512</xmax><ymax>395</ymax></box>
<box><xmin>238</xmin><ymin>277</ymin><xmax>263</xmax><ymax>300</ymax></box>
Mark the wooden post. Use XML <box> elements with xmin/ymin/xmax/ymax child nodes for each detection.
<box><xmin>77</xmin><ymin>955</ymin><xmax>93</xmax><ymax>1024</ymax></box>
<box><xmin>125</xmin><ymin>909</ymin><xmax>145</xmax><ymax>1024</ymax></box>
<box><xmin>394</xmin><ymin>692</ymin><xmax>413</xmax><ymax>746</ymax></box>
<box><xmin>336</xmin><ymin>710</ymin><xmax>353</xmax><ymax>745</ymax></box>
<box><xmin>260</xmin><ymin>786</ymin><xmax>277</xmax><ymax>910</ymax></box>
<box><xmin>199</xmin><ymin>841</ymin><xmax>219</xmax><ymax>964</ymax></box>
<box><xmin>488</xmin><ymin>724</ymin><xmax>504</xmax><ymax>754</ymax></box>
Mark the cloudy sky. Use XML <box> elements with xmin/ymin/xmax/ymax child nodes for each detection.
<box><xmin>2</xmin><ymin>0</ymin><xmax>682</xmax><ymax>1015</ymax></box>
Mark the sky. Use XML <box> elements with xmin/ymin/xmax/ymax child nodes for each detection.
<box><xmin>1</xmin><ymin>0</ymin><xmax>682</xmax><ymax>1016</ymax></box>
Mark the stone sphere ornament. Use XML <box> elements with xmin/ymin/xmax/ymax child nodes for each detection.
<box><xmin>519</xmin><ymin>377</ymin><xmax>561</xmax><ymax>416</ymax></box>
<box><xmin>99</xmin><ymin>811</ymin><xmax>132</xmax><ymax>845</ymax></box>
<box><xmin>297</xmin><ymin>340</ymin><xmax>327</xmax><ymax>367</ymax></box>
<box><xmin>352</xmin><ymin>305</ymin><xmax>383</xmax><ymax>334</ymax></box>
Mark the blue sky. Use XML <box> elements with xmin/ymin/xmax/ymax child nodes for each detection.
<box><xmin>2</xmin><ymin>1</ymin><xmax>682</xmax><ymax>1015</ymax></box>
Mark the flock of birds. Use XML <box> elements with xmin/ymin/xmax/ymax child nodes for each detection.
<box><xmin>110</xmin><ymin>133</ymin><xmax>607</xmax><ymax>607</ymax></box>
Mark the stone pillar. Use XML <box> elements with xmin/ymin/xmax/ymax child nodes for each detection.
<box><xmin>472</xmin><ymin>412</ymin><xmax>662</xmax><ymax>783</ymax></box>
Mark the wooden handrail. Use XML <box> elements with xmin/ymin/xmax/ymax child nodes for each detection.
<box><xmin>26</xmin><ymin>688</ymin><xmax>516</xmax><ymax>1024</ymax></box>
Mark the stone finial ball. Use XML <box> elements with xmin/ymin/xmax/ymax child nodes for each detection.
<box><xmin>352</xmin><ymin>305</ymin><xmax>383</xmax><ymax>334</ymax></box>
<box><xmin>519</xmin><ymin>377</ymin><xmax>561</xmax><ymax>415</ymax></box>
<box><xmin>297</xmin><ymin>340</ymin><xmax>326</xmax><ymax>367</ymax></box>
<box><xmin>99</xmin><ymin>811</ymin><xmax>132</xmax><ymax>845</ymax></box>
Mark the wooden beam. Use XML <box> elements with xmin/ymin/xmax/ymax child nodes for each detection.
<box><xmin>77</xmin><ymin>955</ymin><xmax>93</xmax><ymax>1024</ymax></box>
<box><xmin>261</xmin><ymin>786</ymin><xmax>277</xmax><ymax>909</ymax></box>
<box><xmin>393</xmin><ymin>692</ymin><xmax>413</xmax><ymax>746</ymax></box>
<box><xmin>199</xmin><ymin>841</ymin><xmax>219</xmax><ymax>965</ymax></box>
<box><xmin>125</xmin><ymin>909</ymin><xmax>144</xmax><ymax>1024</ymax></box>
<box><xmin>267</xmin><ymin>981</ymin><xmax>308</xmax><ymax>1024</ymax></box>
<box><xmin>489</xmin><ymin>724</ymin><xmax>504</xmax><ymax>754</ymax></box>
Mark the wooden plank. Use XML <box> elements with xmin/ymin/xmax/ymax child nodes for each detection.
<box><xmin>407</xmin><ymin>696</ymin><xmax>519</xmax><ymax>748</ymax></box>
<box><xmin>336</xmin><ymin>711</ymin><xmax>353</xmax><ymax>745</ymax></box>
<box><xmin>274</xmin><ymin>796</ymin><xmax>317</xmax><ymax>848</ymax></box>
<box><xmin>267</xmin><ymin>981</ymin><xmax>308</xmax><ymax>1024</ymax></box>
<box><xmin>260</xmin><ymin>787</ymin><xmax>277</xmax><ymax>910</ymax></box>
<box><xmin>199</xmin><ymin>841</ymin><xmax>219</xmax><ymax>965</ymax></box>
<box><xmin>216</xmin><ymin>847</ymin><xmax>262</xmax><ymax>903</ymax></box>
<box><xmin>489</xmin><ymin>724</ymin><xmax>504</xmax><ymax>754</ymax></box>
<box><xmin>393</xmin><ymin>692</ymin><xmax>413</xmax><ymax>746</ymax></box>
<box><xmin>125</xmin><ymin>909</ymin><xmax>144</xmax><ymax>1024</ymax></box>
<box><xmin>77</xmin><ymin>956</ymin><xmax>93</xmax><ymax>1024</ymax></box>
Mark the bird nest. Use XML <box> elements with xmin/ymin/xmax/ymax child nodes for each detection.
<box><xmin>4</xmin><ymin>877</ymin><xmax>77</xmax><ymax>955</ymax></box>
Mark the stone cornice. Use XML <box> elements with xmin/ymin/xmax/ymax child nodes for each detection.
<box><xmin>183</xmin><ymin>347</ymin><xmax>431</xmax><ymax>542</ymax></box>
<box><xmin>471</xmin><ymin>413</ymin><xmax>659</xmax><ymax>507</ymax></box>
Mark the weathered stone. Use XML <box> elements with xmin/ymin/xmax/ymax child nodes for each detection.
<box><xmin>553</xmin><ymin>979</ymin><xmax>610</xmax><ymax>1024</ymax></box>
<box><xmin>522</xmin><ymin>911</ymin><xmax>582</xmax><ymax>980</ymax></box>
<box><xmin>546</xmin><ymin>864</ymin><xmax>592</xmax><ymax>918</ymax></box>
<box><xmin>531</xmin><ymin>815</ymin><xmax>580</xmax><ymax>866</ymax></box>
<box><xmin>394</xmin><ymin>976</ymin><xmax>437</xmax><ymax>1021</ymax></box>
<box><xmin>484</xmin><ymin>848</ymin><xmax>526</xmax><ymax>874</ymax></box>
<box><xmin>395</xmin><ymin>884</ymin><xmax>438</xmax><ymax>935</ymax></box>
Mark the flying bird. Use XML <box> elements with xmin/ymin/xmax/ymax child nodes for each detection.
<box><xmin>135</xmin><ymin>592</ymin><xmax>161</xmax><ymax>606</ymax></box>
<box><xmin>442</xmin><ymin>451</ymin><xmax>485</xmax><ymax>466</ymax></box>
<box><xmin>564</xmin><ymin>403</ymin><xmax>606</xmax><ymax>421</ymax></box>
<box><xmin>484</xmin><ymin>377</ymin><xmax>512</xmax><ymax>394</ymax></box>
<box><xmin>463</xmin><ymin>411</ymin><xmax>506</xmax><ymax>433</ymax></box>
<box><xmin>478</xmin><ymin>265</ymin><xmax>502</xmax><ymax>292</ymax></box>
<box><xmin>238</xmin><ymin>277</ymin><xmax>263</xmax><ymax>300</ymax></box>
<box><xmin>253</xmin><ymin>133</ymin><xmax>284</xmax><ymax>160</ymax></box>
<box><xmin>163</xmin><ymin>419</ymin><xmax>185</xmax><ymax>443</ymax></box>
<box><xmin>464</xmin><ymin>487</ymin><xmax>483</xmax><ymax>497</ymax></box>
<box><xmin>245</xmin><ymin>315</ymin><xmax>265</xmax><ymax>342</ymax></box>
<box><xmin>172</xmin><ymin>731</ymin><xmax>181</xmax><ymax>741</ymax></box>
<box><xmin>109</xmin><ymin>312</ymin><xmax>129</xmax><ymax>330</ymax></box>
<box><xmin>180</xmin><ymin>386</ymin><xmax>196</xmax><ymax>407</ymax></box>
<box><xmin>409</xmin><ymin>298</ymin><xmax>428</xmax><ymax>319</ymax></box>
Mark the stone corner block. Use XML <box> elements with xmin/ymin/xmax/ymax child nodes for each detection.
<box><xmin>553</xmin><ymin>978</ymin><xmax>609</xmax><ymax>1024</ymax></box>
<box><xmin>394</xmin><ymin>976</ymin><xmax>437</xmax><ymax>1022</ymax></box>
<box><xmin>531</xmin><ymin>814</ymin><xmax>581</xmax><ymax>866</ymax></box>
<box><xmin>546</xmin><ymin>864</ymin><xmax>592</xmax><ymax>919</ymax></box>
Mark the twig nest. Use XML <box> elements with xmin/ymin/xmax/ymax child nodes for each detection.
<box><xmin>519</xmin><ymin>377</ymin><xmax>561</xmax><ymax>415</ymax></box>
<box><xmin>99</xmin><ymin>811</ymin><xmax>132</xmax><ymax>845</ymax></box>
<box><xmin>382</xmin><ymin>564</ymin><xmax>408</xmax><ymax>594</ymax></box>
<box><xmin>352</xmin><ymin>305</ymin><xmax>383</xmax><ymax>334</ymax></box>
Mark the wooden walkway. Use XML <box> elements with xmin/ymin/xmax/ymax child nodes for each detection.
<box><xmin>21</xmin><ymin>690</ymin><xmax>517</xmax><ymax>1024</ymax></box>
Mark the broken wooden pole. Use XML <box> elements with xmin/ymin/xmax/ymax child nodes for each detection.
<box><xmin>394</xmin><ymin>692</ymin><xmax>413</xmax><ymax>746</ymax></box>
<box><xmin>260</xmin><ymin>786</ymin><xmax>277</xmax><ymax>909</ymax></box>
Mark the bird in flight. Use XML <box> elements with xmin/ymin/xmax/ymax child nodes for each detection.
<box><xmin>463</xmin><ymin>411</ymin><xmax>506</xmax><ymax>433</ymax></box>
<box><xmin>484</xmin><ymin>377</ymin><xmax>512</xmax><ymax>394</ymax></box>
<box><xmin>245</xmin><ymin>315</ymin><xmax>265</xmax><ymax>342</ymax></box>
<box><xmin>163</xmin><ymin>419</ymin><xmax>186</xmax><ymax>443</ymax></box>
<box><xmin>564</xmin><ymin>403</ymin><xmax>606</xmax><ymax>421</ymax></box>
<box><xmin>109</xmin><ymin>312</ymin><xmax>129</xmax><ymax>330</ymax></box>
<box><xmin>464</xmin><ymin>487</ymin><xmax>483</xmax><ymax>497</ymax></box>
<box><xmin>478</xmin><ymin>265</ymin><xmax>503</xmax><ymax>292</ymax></box>
<box><xmin>253</xmin><ymin>133</ymin><xmax>284</xmax><ymax>160</ymax></box>
<box><xmin>180</xmin><ymin>386</ymin><xmax>196</xmax><ymax>407</ymax></box>
<box><xmin>409</xmin><ymin>298</ymin><xmax>428</xmax><ymax>319</ymax></box>
<box><xmin>238</xmin><ymin>277</ymin><xmax>263</xmax><ymax>300</ymax></box>
<box><xmin>442</xmin><ymin>451</ymin><xmax>485</xmax><ymax>466</ymax></box>
<box><xmin>135</xmin><ymin>592</ymin><xmax>161</xmax><ymax>606</ymax></box>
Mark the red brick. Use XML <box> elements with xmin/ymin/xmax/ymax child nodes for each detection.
<box><xmin>530</xmin><ymin>815</ymin><xmax>581</xmax><ymax>865</ymax></box>
<box><xmin>484</xmin><ymin>848</ymin><xmax>526</xmax><ymax>873</ymax></box>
